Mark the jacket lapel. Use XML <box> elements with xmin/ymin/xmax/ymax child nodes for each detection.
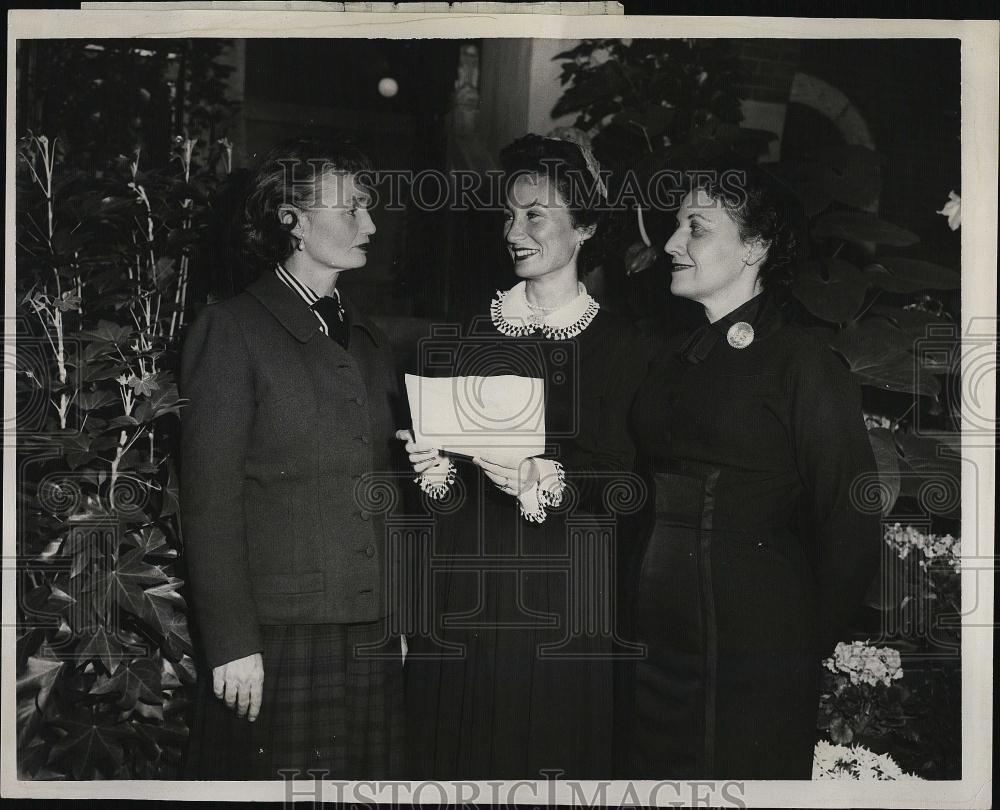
<box><xmin>246</xmin><ymin>270</ymin><xmax>322</xmax><ymax>343</ymax></box>
<box><xmin>248</xmin><ymin>269</ymin><xmax>385</xmax><ymax>351</ymax></box>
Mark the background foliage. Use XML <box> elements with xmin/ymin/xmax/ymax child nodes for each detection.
<box><xmin>15</xmin><ymin>40</ymin><xmax>235</xmax><ymax>779</ymax></box>
<box><xmin>554</xmin><ymin>38</ymin><xmax>963</xmax><ymax>780</ymax></box>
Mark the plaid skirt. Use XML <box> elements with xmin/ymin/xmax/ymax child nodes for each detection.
<box><xmin>184</xmin><ymin>619</ymin><xmax>404</xmax><ymax>780</ymax></box>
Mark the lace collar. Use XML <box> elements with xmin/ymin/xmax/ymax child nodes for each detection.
<box><xmin>490</xmin><ymin>281</ymin><xmax>600</xmax><ymax>340</ymax></box>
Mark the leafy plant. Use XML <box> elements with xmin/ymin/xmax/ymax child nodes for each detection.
<box><xmin>770</xmin><ymin>137</ymin><xmax>962</xmax><ymax>783</ymax></box>
<box><xmin>552</xmin><ymin>39</ymin><xmax>776</xmax><ymax>280</ymax></box>
<box><xmin>15</xmin><ymin>129</ymin><xmax>230</xmax><ymax>778</ymax></box>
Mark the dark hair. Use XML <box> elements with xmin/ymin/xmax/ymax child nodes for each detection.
<box><xmin>498</xmin><ymin>134</ymin><xmax>610</xmax><ymax>277</ymax></box>
<box><xmin>242</xmin><ymin>137</ymin><xmax>372</xmax><ymax>266</ymax></box>
<box><xmin>695</xmin><ymin>166</ymin><xmax>801</xmax><ymax>290</ymax></box>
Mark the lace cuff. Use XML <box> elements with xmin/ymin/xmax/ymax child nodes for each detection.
<box><xmin>517</xmin><ymin>459</ymin><xmax>566</xmax><ymax>523</ymax></box>
<box><xmin>535</xmin><ymin>458</ymin><xmax>566</xmax><ymax>508</ymax></box>
<box><xmin>415</xmin><ymin>456</ymin><xmax>456</xmax><ymax>500</ymax></box>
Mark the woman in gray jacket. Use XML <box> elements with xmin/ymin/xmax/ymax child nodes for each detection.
<box><xmin>180</xmin><ymin>138</ymin><xmax>403</xmax><ymax>779</ymax></box>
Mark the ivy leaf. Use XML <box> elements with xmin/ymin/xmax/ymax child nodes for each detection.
<box><xmin>128</xmin><ymin>373</ymin><xmax>159</xmax><ymax>398</ymax></box>
<box><xmin>54</xmin><ymin>292</ymin><xmax>83</xmax><ymax>312</ymax></box>
<box><xmin>814</xmin><ymin>212</ymin><xmax>919</xmax><ymax>247</ymax></box>
<box><xmin>80</xmin><ymin>320</ymin><xmax>133</xmax><ymax>347</ymax></box>
<box><xmin>162</xmin><ymin>610</ymin><xmax>193</xmax><ymax>658</ymax></box>
<box><xmin>91</xmin><ymin>659</ymin><xmax>162</xmax><ymax>708</ymax></box>
<box><xmin>142</xmin><ymin>579</ymin><xmax>186</xmax><ymax>636</ymax></box>
<box><xmin>128</xmin><ymin>525</ymin><xmax>170</xmax><ymax>557</ymax></box>
<box><xmin>76</xmin><ymin>626</ymin><xmax>124</xmax><ymax>674</ymax></box>
<box><xmin>108</xmin><ymin>415</ymin><xmax>139</xmax><ymax>429</ymax></box>
<box><xmin>864</xmin><ymin>259</ymin><xmax>960</xmax><ymax>292</ymax></box>
<box><xmin>47</xmin><ymin>585</ymin><xmax>76</xmax><ymax>614</ymax></box>
<box><xmin>49</xmin><ymin>715</ymin><xmax>135</xmax><ymax>779</ymax></box>
<box><xmin>84</xmin><ymin>360</ymin><xmax>128</xmax><ymax>384</ymax></box>
<box><xmin>17</xmin><ymin>655</ymin><xmax>63</xmax><ymax>748</ymax></box>
<box><xmin>133</xmin><ymin>701</ymin><xmax>165</xmax><ymax>722</ymax></box>
<box><xmin>77</xmin><ymin>389</ymin><xmax>120</xmax><ymax>411</ymax></box>
<box><xmin>145</xmin><ymin>380</ymin><xmax>186</xmax><ymax>420</ymax></box>
<box><xmin>791</xmin><ymin>259</ymin><xmax>870</xmax><ymax>323</ymax></box>
<box><xmin>99</xmin><ymin>546</ymin><xmax>168</xmax><ymax>616</ymax></box>
<box><xmin>63</xmin><ymin>521</ymin><xmax>114</xmax><ymax>580</ymax></box>
<box><xmin>163</xmin><ymin>654</ymin><xmax>197</xmax><ymax>687</ymax></box>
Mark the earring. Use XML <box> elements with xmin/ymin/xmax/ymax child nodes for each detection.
<box><xmin>296</xmin><ymin>239</ymin><xmax>305</xmax><ymax>252</ymax></box>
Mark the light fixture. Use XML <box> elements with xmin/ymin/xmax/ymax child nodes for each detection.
<box><xmin>378</xmin><ymin>77</ymin><xmax>398</xmax><ymax>98</ymax></box>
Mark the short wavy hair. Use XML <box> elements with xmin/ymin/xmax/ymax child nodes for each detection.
<box><xmin>242</xmin><ymin>137</ymin><xmax>372</xmax><ymax>266</ymax></box>
<box><xmin>695</xmin><ymin>165</ymin><xmax>801</xmax><ymax>291</ymax></box>
<box><xmin>498</xmin><ymin>134</ymin><xmax>611</xmax><ymax>277</ymax></box>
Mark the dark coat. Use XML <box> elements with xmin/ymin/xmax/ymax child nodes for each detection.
<box><xmin>626</xmin><ymin>292</ymin><xmax>881</xmax><ymax>779</ymax></box>
<box><xmin>179</xmin><ymin>270</ymin><xmax>402</xmax><ymax>669</ymax></box>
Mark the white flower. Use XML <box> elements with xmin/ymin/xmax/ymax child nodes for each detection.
<box><xmin>885</xmin><ymin>523</ymin><xmax>961</xmax><ymax>572</ymax></box>
<box><xmin>936</xmin><ymin>191</ymin><xmax>961</xmax><ymax>230</ymax></box>
<box><xmin>824</xmin><ymin>640</ymin><xmax>904</xmax><ymax>687</ymax></box>
<box><xmin>863</xmin><ymin>411</ymin><xmax>892</xmax><ymax>430</ymax></box>
<box><xmin>590</xmin><ymin>47</ymin><xmax>611</xmax><ymax>66</ymax></box>
<box><xmin>813</xmin><ymin>740</ymin><xmax>921</xmax><ymax>780</ymax></box>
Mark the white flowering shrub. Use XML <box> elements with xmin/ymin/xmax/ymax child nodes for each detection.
<box><xmin>824</xmin><ymin>641</ymin><xmax>904</xmax><ymax>688</ymax></box>
<box><xmin>884</xmin><ymin>523</ymin><xmax>961</xmax><ymax>573</ymax></box>
<box><xmin>813</xmin><ymin>740</ymin><xmax>920</xmax><ymax>781</ymax></box>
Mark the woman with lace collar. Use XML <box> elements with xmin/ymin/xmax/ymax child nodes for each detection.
<box><xmin>396</xmin><ymin>134</ymin><xmax>656</xmax><ymax>779</ymax></box>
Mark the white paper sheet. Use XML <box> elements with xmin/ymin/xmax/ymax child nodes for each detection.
<box><xmin>404</xmin><ymin>373</ymin><xmax>546</xmax><ymax>461</ymax></box>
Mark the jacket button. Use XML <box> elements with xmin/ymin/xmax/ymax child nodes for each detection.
<box><xmin>358</xmin><ymin>509</ymin><xmax>371</xmax><ymax>521</ymax></box>
<box><xmin>354</xmin><ymin>395</ymin><xmax>365</xmax><ymax>406</ymax></box>
<box><xmin>364</xmin><ymin>544</ymin><xmax>376</xmax><ymax>558</ymax></box>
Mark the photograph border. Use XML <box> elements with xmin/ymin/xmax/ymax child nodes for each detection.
<box><xmin>3</xmin><ymin>8</ymin><xmax>996</xmax><ymax>807</ymax></box>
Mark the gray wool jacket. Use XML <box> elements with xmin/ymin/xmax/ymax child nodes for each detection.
<box><xmin>179</xmin><ymin>270</ymin><xmax>403</xmax><ymax>668</ymax></box>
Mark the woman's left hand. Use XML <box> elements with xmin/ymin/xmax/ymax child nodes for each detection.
<box><xmin>474</xmin><ymin>455</ymin><xmax>539</xmax><ymax>497</ymax></box>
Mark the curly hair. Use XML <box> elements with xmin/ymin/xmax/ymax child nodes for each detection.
<box><xmin>695</xmin><ymin>166</ymin><xmax>801</xmax><ymax>291</ymax></box>
<box><xmin>498</xmin><ymin>134</ymin><xmax>611</xmax><ymax>277</ymax></box>
<box><xmin>242</xmin><ymin>137</ymin><xmax>372</xmax><ymax>266</ymax></box>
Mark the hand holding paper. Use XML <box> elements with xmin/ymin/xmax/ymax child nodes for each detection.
<box><xmin>474</xmin><ymin>455</ymin><xmax>539</xmax><ymax>496</ymax></box>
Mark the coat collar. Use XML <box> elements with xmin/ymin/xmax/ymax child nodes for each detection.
<box><xmin>246</xmin><ymin>270</ymin><xmax>384</xmax><ymax>348</ymax></box>
<box><xmin>678</xmin><ymin>291</ymin><xmax>785</xmax><ymax>364</ymax></box>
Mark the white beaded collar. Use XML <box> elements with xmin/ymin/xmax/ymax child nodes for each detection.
<box><xmin>490</xmin><ymin>281</ymin><xmax>600</xmax><ymax>340</ymax></box>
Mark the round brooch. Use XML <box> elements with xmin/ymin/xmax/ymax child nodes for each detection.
<box><xmin>727</xmin><ymin>321</ymin><xmax>755</xmax><ymax>349</ymax></box>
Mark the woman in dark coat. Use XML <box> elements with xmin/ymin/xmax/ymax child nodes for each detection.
<box><xmin>180</xmin><ymin>138</ymin><xmax>404</xmax><ymax>779</ymax></box>
<box><xmin>398</xmin><ymin>134</ymin><xmax>654</xmax><ymax>779</ymax></box>
<box><xmin>624</xmin><ymin>168</ymin><xmax>881</xmax><ymax>779</ymax></box>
